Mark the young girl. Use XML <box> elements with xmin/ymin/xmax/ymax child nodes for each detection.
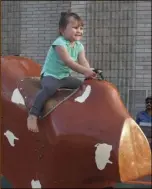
<box><xmin>27</xmin><ymin>12</ymin><xmax>96</xmax><ymax>132</ymax></box>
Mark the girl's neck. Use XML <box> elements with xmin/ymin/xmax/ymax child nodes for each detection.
<box><xmin>62</xmin><ymin>35</ymin><xmax>75</xmax><ymax>46</ymax></box>
<box><xmin>69</xmin><ymin>41</ymin><xmax>75</xmax><ymax>47</ymax></box>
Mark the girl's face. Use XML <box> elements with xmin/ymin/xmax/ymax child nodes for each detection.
<box><xmin>61</xmin><ymin>17</ymin><xmax>84</xmax><ymax>42</ymax></box>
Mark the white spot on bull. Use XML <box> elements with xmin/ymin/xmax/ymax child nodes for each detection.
<box><xmin>4</xmin><ymin>130</ymin><xmax>19</xmax><ymax>147</ymax></box>
<box><xmin>11</xmin><ymin>88</ymin><xmax>25</xmax><ymax>105</ymax></box>
<box><xmin>31</xmin><ymin>179</ymin><xmax>41</xmax><ymax>188</ymax></box>
<box><xmin>74</xmin><ymin>85</ymin><xmax>91</xmax><ymax>103</ymax></box>
<box><xmin>94</xmin><ymin>143</ymin><xmax>113</xmax><ymax>170</ymax></box>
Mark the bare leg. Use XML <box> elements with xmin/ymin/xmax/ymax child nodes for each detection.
<box><xmin>27</xmin><ymin>76</ymin><xmax>60</xmax><ymax>133</ymax></box>
<box><xmin>27</xmin><ymin>115</ymin><xmax>39</xmax><ymax>132</ymax></box>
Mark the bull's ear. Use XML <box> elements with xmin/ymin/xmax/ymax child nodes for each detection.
<box><xmin>95</xmin><ymin>143</ymin><xmax>99</xmax><ymax>147</ymax></box>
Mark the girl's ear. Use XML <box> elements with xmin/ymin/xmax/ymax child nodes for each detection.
<box><xmin>59</xmin><ymin>28</ymin><xmax>64</xmax><ymax>35</ymax></box>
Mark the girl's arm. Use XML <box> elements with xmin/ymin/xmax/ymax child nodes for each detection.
<box><xmin>78</xmin><ymin>50</ymin><xmax>90</xmax><ymax>68</ymax></box>
<box><xmin>55</xmin><ymin>46</ymin><xmax>90</xmax><ymax>74</ymax></box>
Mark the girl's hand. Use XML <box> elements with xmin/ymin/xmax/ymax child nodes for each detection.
<box><xmin>84</xmin><ymin>68</ymin><xmax>97</xmax><ymax>78</ymax></box>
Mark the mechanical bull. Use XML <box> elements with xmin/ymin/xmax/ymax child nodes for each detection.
<box><xmin>1</xmin><ymin>56</ymin><xmax>151</xmax><ymax>188</ymax></box>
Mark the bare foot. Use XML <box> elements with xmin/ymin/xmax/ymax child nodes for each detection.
<box><xmin>27</xmin><ymin>115</ymin><xmax>39</xmax><ymax>132</ymax></box>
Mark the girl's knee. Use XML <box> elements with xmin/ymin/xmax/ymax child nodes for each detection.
<box><xmin>72</xmin><ymin>78</ymin><xmax>82</xmax><ymax>88</ymax></box>
<box><xmin>64</xmin><ymin>77</ymin><xmax>82</xmax><ymax>89</ymax></box>
<box><xmin>43</xmin><ymin>86</ymin><xmax>57</xmax><ymax>96</ymax></box>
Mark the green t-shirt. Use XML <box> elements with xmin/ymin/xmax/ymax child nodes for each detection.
<box><xmin>41</xmin><ymin>36</ymin><xmax>84</xmax><ymax>79</ymax></box>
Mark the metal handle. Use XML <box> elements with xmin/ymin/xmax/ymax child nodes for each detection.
<box><xmin>93</xmin><ymin>68</ymin><xmax>104</xmax><ymax>80</ymax></box>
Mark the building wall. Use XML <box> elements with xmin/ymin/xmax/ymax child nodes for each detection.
<box><xmin>2</xmin><ymin>1</ymin><xmax>21</xmax><ymax>55</ymax></box>
<box><xmin>1</xmin><ymin>1</ymin><xmax>151</xmax><ymax>117</ymax></box>
<box><xmin>19</xmin><ymin>1</ymin><xmax>71</xmax><ymax>63</ymax></box>
<box><xmin>128</xmin><ymin>1</ymin><xmax>151</xmax><ymax>116</ymax></box>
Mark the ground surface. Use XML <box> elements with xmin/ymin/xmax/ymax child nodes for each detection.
<box><xmin>1</xmin><ymin>176</ymin><xmax>151</xmax><ymax>188</ymax></box>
